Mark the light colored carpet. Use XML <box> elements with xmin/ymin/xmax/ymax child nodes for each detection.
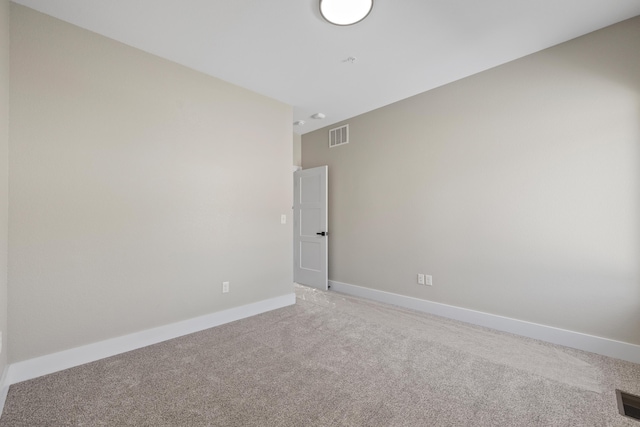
<box><xmin>1</xmin><ymin>284</ymin><xmax>639</xmax><ymax>426</ymax></box>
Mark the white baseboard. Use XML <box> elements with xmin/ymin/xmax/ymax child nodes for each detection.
<box><xmin>329</xmin><ymin>280</ymin><xmax>640</xmax><ymax>364</ymax></box>
<box><xmin>0</xmin><ymin>366</ymin><xmax>8</xmax><ymax>416</ymax></box>
<box><xmin>5</xmin><ymin>293</ymin><xmax>296</xmax><ymax>387</ymax></box>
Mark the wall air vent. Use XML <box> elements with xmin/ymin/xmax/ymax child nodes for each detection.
<box><xmin>329</xmin><ymin>124</ymin><xmax>349</xmax><ymax>148</ymax></box>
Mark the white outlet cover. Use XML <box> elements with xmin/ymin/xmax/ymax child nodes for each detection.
<box><xmin>222</xmin><ymin>281</ymin><xmax>230</xmax><ymax>293</ymax></box>
<box><xmin>426</xmin><ymin>275</ymin><xmax>433</xmax><ymax>286</ymax></box>
<box><xmin>281</xmin><ymin>214</ymin><xmax>287</xmax><ymax>224</ymax></box>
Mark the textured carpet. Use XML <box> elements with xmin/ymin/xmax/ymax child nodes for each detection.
<box><xmin>2</xmin><ymin>284</ymin><xmax>640</xmax><ymax>426</ymax></box>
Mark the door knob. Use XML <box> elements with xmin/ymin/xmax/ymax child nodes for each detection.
<box><xmin>316</xmin><ymin>231</ymin><xmax>327</xmax><ymax>236</ymax></box>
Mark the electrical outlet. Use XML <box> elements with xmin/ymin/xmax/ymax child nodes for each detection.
<box><xmin>425</xmin><ymin>275</ymin><xmax>433</xmax><ymax>286</ymax></box>
<box><xmin>222</xmin><ymin>281</ymin><xmax>230</xmax><ymax>293</ymax></box>
<box><xmin>281</xmin><ymin>214</ymin><xmax>287</xmax><ymax>224</ymax></box>
<box><xmin>417</xmin><ymin>274</ymin><xmax>425</xmax><ymax>285</ymax></box>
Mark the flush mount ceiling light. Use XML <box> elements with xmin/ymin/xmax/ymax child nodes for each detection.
<box><xmin>320</xmin><ymin>0</ymin><xmax>373</xmax><ymax>26</ymax></box>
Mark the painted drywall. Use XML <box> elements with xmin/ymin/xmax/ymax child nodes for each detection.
<box><xmin>302</xmin><ymin>16</ymin><xmax>640</xmax><ymax>345</ymax></box>
<box><xmin>0</xmin><ymin>0</ymin><xmax>9</xmax><ymax>375</ymax></box>
<box><xmin>293</xmin><ymin>133</ymin><xmax>302</xmax><ymax>167</ymax></box>
<box><xmin>9</xmin><ymin>4</ymin><xmax>293</xmax><ymax>363</ymax></box>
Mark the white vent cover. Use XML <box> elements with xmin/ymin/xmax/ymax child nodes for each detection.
<box><xmin>329</xmin><ymin>124</ymin><xmax>349</xmax><ymax>148</ymax></box>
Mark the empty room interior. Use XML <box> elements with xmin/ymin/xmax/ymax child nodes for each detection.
<box><xmin>1</xmin><ymin>0</ymin><xmax>640</xmax><ymax>425</ymax></box>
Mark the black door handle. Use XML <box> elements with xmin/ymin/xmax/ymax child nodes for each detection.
<box><xmin>316</xmin><ymin>231</ymin><xmax>327</xmax><ymax>236</ymax></box>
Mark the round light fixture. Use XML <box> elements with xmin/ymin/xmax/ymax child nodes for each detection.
<box><xmin>320</xmin><ymin>0</ymin><xmax>373</xmax><ymax>26</ymax></box>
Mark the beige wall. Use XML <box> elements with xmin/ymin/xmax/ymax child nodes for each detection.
<box><xmin>302</xmin><ymin>17</ymin><xmax>640</xmax><ymax>345</ymax></box>
<box><xmin>0</xmin><ymin>0</ymin><xmax>9</xmax><ymax>374</ymax></box>
<box><xmin>293</xmin><ymin>133</ymin><xmax>302</xmax><ymax>167</ymax></box>
<box><xmin>9</xmin><ymin>4</ymin><xmax>293</xmax><ymax>362</ymax></box>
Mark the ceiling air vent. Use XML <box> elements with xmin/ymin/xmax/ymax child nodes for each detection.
<box><xmin>329</xmin><ymin>124</ymin><xmax>349</xmax><ymax>148</ymax></box>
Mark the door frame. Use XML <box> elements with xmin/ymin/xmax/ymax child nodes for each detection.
<box><xmin>293</xmin><ymin>166</ymin><xmax>328</xmax><ymax>290</ymax></box>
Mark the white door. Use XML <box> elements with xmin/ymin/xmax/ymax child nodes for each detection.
<box><xmin>294</xmin><ymin>166</ymin><xmax>328</xmax><ymax>290</ymax></box>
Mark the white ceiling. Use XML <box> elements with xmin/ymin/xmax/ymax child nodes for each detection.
<box><xmin>12</xmin><ymin>0</ymin><xmax>640</xmax><ymax>134</ymax></box>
